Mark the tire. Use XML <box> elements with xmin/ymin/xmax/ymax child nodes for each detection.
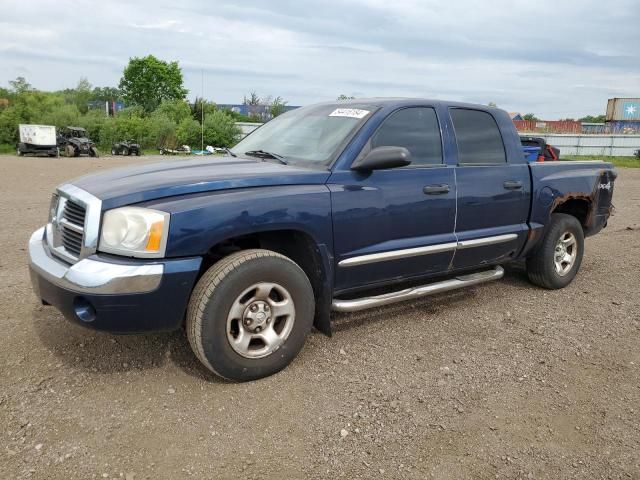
<box><xmin>123</xmin><ymin>147</ymin><xmax>130</xmax><ymax>156</ymax></box>
<box><xmin>111</xmin><ymin>147</ymin><xmax>117</xmax><ymax>155</ymax></box>
<box><xmin>89</xmin><ymin>146</ymin><xmax>99</xmax><ymax>158</ymax></box>
<box><xmin>133</xmin><ymin>149</ymin><xmax>140</xmax><ymax>156</ymax></box>
<box><xmin>17</xmin><ymin>148</ymin><xmax>23</xmax><ymax>156</ymax></box>
<box><xmin>186</xmin><ymin>249</ymin><xmax>315</xmax><ymax>381</ymax></box>
<box><xmin>65</xmin><ymin>145</ymin><xmax>75</xmax><ymax>157</ymax></box>
<box><xmin>526</xmin><ymin>213</ymin><xmax>584</xmax><ymax>289</ymax></box>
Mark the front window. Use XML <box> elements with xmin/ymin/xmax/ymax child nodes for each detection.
<box><xmin>231</xmin><ymin>103</ymin><xmax>376</xmax><ymax>167</ymax></box>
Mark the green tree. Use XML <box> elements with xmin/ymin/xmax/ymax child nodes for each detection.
<box><xmin>145</xmin><ymin>113</ymin><xmax>178</xmax><ymax>148</ymax></box>
<box><xmin>224</xmin><ymin>109</ymin><xmax>262</xmax><ymax>123</ymax></box>
<box><xmin>523</xmin><ymin>113</ymin><xmax>539</xmax><ymax>121</ymax></box>
<box><xmin>578</xmin><ymin>114</ymin><xmax>606</xmax><ymax>123</ymax></box>
<box><xmin>337</xmin><ymin>94</ymin><xmax>355</xmax><ymax>100</ymax></box>
<box><xmin>203</xmin><ymin>110</ymin><xmax>241</xmax><ymax>147</ymax></box>
<box><xmin>270</xmin><ymin>96</ymin><xmax>288</xmax><ymax>117</ymax></box>
<box><xmin>9</xmin><ymin>77</ymin><xmax>33</xmax><ymax>94</ymax></box>
<box><xmin>487</xmin><ymin>101</ymin><xmax>497</xmax><ymax>107</ymax></box>
<box><xmin>191</xmin><ymin>97</ymin><xmax>217</xmax><ymax>122</ymax></box>
<box><xmin>90</xmin><ymin>86</ymin><xmax>123</xmax><ymax>103</ymax></box>
<box><xmin>119</xmin><ymin>55</ymin><xmax>188</xmax><ymax>113</ymax></box>
<box><xmin>153</xmin><ymin>99</ymin><xmax>192</xmax><ymax>124</ymax></box>
<box><xmin>62</xmin><ymin>77</ymin><xmax>93</xmax><ymax>114</ymax></box>
<box><xmin>0</xmin><ymin>87</ymin><xmax>11</xmax><ymax>97</ymax></box>
<box><xmin>176</xmin><ymin>117</ymin><xmax>202</xmax><ymax>146</ymax></box>
<box><xmin>243</xmin><ymin>92</ymin><xmax>260</xmax><ymax>105</ymax></box>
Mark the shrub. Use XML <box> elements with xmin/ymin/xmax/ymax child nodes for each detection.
<box><xmin>203</xmin><ymin>110</ymin><xmax>241</xmax><ymax>147</ymax></box>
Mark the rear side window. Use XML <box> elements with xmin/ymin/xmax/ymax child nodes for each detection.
<box><xmin>450</xmin><ymin>109</ymin><xmax>506</xmax><ymax>164</ymax></box>
<box><xmin>371</xmin><ymin>107</ymin><xmax>443</xmax><ymax>166</ymax></box>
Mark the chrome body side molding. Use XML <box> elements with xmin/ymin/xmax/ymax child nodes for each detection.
<box><xmin>339</xmin><ymin>233</ymin><xmax>519</xmax><ymax>267</ymax></box>
<box><xmin>456</xmin><ymin>233</ymin><xmax>518</xmax><ymax>249</ymax></box>
<box><xmin>338</xmin><ymin>242</ymin><xmax>458</xmax><ymax>267</ymax></box>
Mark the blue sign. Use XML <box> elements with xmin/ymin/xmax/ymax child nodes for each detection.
<box><xmin>622</xmin><ymin>102</ymin><xmax>640</xmax><ymax>120</ymax></box>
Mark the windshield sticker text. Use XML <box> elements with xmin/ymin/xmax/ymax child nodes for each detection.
<box><xmin>329</xmin><ymin>108</ymin><xmax>370</xmax><ymax>119</ymax></box>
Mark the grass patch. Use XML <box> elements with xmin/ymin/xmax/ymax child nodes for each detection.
<box><xmin>562</xmin><ymin>155</ymin><xmax>640</xmax><ymax>168</ymax></box>
<box><xmin>0</xmin><ymin>144</ymin><xmax>16</xmax><ymax>154</ymax></box>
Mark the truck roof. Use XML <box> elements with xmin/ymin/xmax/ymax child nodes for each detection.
<box><xmin>324</xmin><ymin>97</ymin><xmax>498</xmax><ymax>111</ymax></box>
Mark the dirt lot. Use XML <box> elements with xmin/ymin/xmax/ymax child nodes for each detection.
<box><xmin>0</xmin><ymin>154</ymin><xmax>638</xmax><ymax>479</ymax></box>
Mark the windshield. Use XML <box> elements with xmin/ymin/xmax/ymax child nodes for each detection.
<box><xmin>231</xmin><ymin>103</ymin><xmax>376</xmax><ymax>166</ymax></box>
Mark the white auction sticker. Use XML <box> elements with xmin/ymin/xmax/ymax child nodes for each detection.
<box><xmin>329</xmin><ymin>108</ymin><xmax>370</xmax><ymax>119</ymax></box>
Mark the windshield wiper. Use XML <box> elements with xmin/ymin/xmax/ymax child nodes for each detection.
<box><xmin>244</xmin><ymin>150</ymin><xmax>287</xmax><ymax>164</ymax></box>
<box><xmin>224</xmin><ymin>147</ymin><xmax>237</xmax><ymax>157</ymax></box>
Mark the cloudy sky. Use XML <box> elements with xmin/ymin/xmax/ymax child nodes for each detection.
<box><xmin>1</xmin><ymin>0</ymin><xmax>638</xmax><ymax>118</ymax></box>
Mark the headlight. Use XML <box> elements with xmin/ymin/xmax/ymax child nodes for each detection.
<box><xmin>99</xmin><ymin>207</ymin><xmax>170</xmax><ymax>258</ymax></box>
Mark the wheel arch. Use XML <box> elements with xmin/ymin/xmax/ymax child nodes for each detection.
<box><xmin>551</xmin><ymin>196</ymin><xmax>592</xmax><ymax>230</ymax></box>
<box><xmin>201</xmin><ymin>228</ymin><xmax>334</xmax><ymax>336</ymax></box>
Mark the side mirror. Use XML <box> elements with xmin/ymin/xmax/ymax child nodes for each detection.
<box><xmin>351</xmin><ymin>146</ymin><xmax>412</xmax><ymax>171</ymax></box>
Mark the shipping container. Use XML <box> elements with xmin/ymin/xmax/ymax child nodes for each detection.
<box><xmin>605</xmin><ymin>120</ymin><xmax>640</xmax><ymax>134</ymax></box>
<box><xmin>513</xmin><ymin>120</ymin><xmax>582</xmax><ymax>134</ymax></box>
<box><xmin>606</xmin><ymin>98</ymin><xmax>640</xmax><ymax>122</ymax></box>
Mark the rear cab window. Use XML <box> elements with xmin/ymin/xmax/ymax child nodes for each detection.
<box><xmin>450</xmin><ymin>108</ymin><xmax>506</xmax><ymax>165</ymax></box>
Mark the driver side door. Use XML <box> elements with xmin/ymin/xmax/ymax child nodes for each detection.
<box><xmin>328</xmin><ymin>106</ymin><xmax>457</xmax><ymax>294</ymax></box>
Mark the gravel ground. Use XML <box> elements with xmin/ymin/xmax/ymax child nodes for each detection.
<box><xmin>0</xmin><ymin>155</ymin><xmax>638</xmax><ymax>480</ymax></box>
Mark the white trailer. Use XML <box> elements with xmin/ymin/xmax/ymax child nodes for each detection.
<box><xmin>18</xmin><ymin>124</ymin><xmax>58</xmax><ymax>156</ymax></box>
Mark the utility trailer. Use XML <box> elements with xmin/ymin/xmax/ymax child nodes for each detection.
<box><xmin>17</xmin><ymin>124</ymin><xmax>58</xmax><ymax>157</ymax></box>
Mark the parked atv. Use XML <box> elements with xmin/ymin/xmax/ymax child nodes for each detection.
<box><xmin>111</xmin><ymin>140</ymin><xmax>141</xmax><ymax>156</ymax></box>
<box><xmin>58</xmin><ymin>127</ymin><xmax>98</xmax><ymax>157</ymax></box>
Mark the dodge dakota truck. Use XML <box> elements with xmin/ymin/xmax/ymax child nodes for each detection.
<box><xmin>28</xmin><ymin>99</ymin><xmax>616</xmax><ymax>381</ymax></box>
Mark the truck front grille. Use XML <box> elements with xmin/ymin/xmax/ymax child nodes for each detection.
<box><xmin>62</xmin><ymin>200</ymin><xmax>86</xmax><ymax>227</ymax></box>
<box><xmin>46</xmin><ymin>184</ymin><xmax>102</xmax><ymax>264</ymax></box>
<box><xmin>60</xmin><ymin>223</ymin><xmax>84</xmax><ymax>257</ymax></box>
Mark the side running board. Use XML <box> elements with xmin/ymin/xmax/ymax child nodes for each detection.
<box><xmin>331</xmin><ymin>266</ymin><xmax>504</xmax><ymax>313</ymax></box>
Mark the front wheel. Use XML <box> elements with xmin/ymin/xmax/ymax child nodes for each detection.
<box><xmin>89</xmin><ymin>146</ymin><xmax>99</xmax><ymax>158</ymax></box>
<box><xmin>527</xmin><ymin>213</ymin><xmax>584</xmax><ymax>289</ymax></box>
<box><xmin>186</xmin><ymin>249</ymin><xmax>315</xmax><ymax>381</ymax></box>
<box><xmin>111</xmin><ymin>147</ymin><xmax>117</xmax><ymax>155</ymax></box>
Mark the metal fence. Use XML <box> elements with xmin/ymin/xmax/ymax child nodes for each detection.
<box><xmin>533</xmin><ymin>134</ymin><xmax>640</xmax><ymax>157</ymax></box>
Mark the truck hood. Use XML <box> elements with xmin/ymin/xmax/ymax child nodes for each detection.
<box><xmin>70</xmin><ymin>156</ymin><xmax>331</xmax><ymax>209</ymax></box>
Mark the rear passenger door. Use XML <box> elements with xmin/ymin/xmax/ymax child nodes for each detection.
<box><xmin>449</xmin><ymin>108</ymin><xmax>531</xmax><ymax>270</ymax></box>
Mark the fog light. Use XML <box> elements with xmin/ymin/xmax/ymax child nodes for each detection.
<box><xmin>73</xmin><ymin>297</ymin><xmax>96</xmax><ymax>323</ymax></box>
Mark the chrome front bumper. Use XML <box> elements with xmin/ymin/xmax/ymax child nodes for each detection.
<box><xmin>29</xmin><ymin>227</ymin><xmax>163</xmax><ymax>295</ymax></box>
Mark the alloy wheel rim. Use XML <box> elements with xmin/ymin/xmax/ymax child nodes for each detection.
<box><xmin>226</xmin><ymin>282</ymin><xmax>296</xmax><ymax>359</ymax></box>
<box><xmin>553</xmin><ymin>231</ymin><xmax>577</xmax><ymax>276</ymax></box>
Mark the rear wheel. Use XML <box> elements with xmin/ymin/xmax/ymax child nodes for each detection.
<box><xmin>65</xmin><ymin>145</ymin><xmax>75</xmax><ymax>157</ymax></box>
<box><xmin>527</xmin><ymin>213</ymin><xmax>584</xmax><ymax>289</ymax></box>
<box><xmin>186</xmin><ymin>249</ymin><xmax>315</xmax><ymax>381</ymax></box>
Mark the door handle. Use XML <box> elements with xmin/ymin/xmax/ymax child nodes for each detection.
<box><xmin>503</xmin><ymin>180</ymin><xmax>523</xmax><ymax>190</ymax></box>
<box><xmin>423</xmin><ymin>184</ymin><xmax>450</xmax><ymax>195</ymax></box>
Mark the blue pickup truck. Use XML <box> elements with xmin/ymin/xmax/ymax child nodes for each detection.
<box><xmin>29</xmin><ymin>99</ymin><xmax>616</xmax><ymax>380</ymax></box>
